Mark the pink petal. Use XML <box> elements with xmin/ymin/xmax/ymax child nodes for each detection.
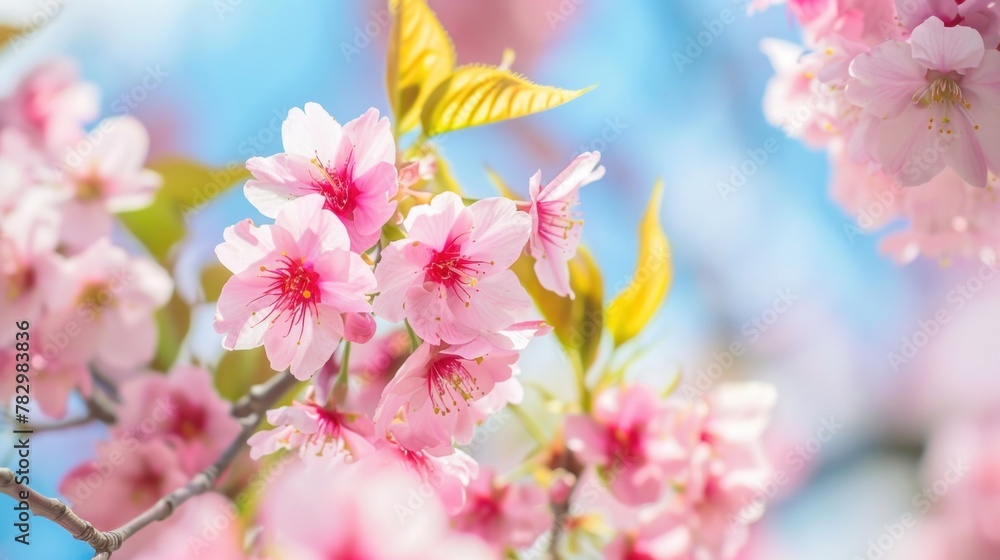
<box><xmin>342</xmin><ymin>107</ymin><xmax>395</xmax><ymax>176</ymax></box>
<box><xmin>281</xmin><ymin>102</ymin><xmax>344</xmax><ymax>163</ymax></box>
<box><xmin>846</xmin><ymin>41</ymin><xmax>927</xmax><ymax>119</ymax></box>
<box><xmin>910</xmin><ymin>16</ymin><xmax>985</xmax><ymax>73</ymax></box>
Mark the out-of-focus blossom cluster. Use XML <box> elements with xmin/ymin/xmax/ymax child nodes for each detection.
<box><xmin>758</xmin><ymin>0</ymin><xmax>1000</xmax><ymax>263</ymax></box>
<box><xmin>0</xmin><ymin>59</ymin><xmax>171</xmax><ymax>418</ymax></box>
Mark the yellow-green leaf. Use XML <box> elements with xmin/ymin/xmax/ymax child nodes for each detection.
<box><xmin>200</xmin><ymin>262</ymin><xmax>231</xmax><ymax>303</ymax></box>
<box><xmin>606</xmin><ymin>180</ymin><xmax>672</xmax><ymax>347</ymax></box>
<box><xmin>387</xmin><ymin>0</ymin><xmax>456</xmax><ymax>134</ymax></box>
<box><xmin>420</xmin><ymin>66</ymin><xmax>595</xmax><ymax>136</ymax></box>
<box><xmin>512</xmin><ymin>247</ymin><xmax>604</xmax><ymax>373</ymax></box>
<box><xmin>0</xmin><ymin>25</ymin><xmax>25</xmax><ymax>50</ymax></box>
<box><xmin>214</xmin><ymin>347</ymin><xmax>277</xmax><ymax>402</ymax></box>
<box><xmin>119</xmin><ymin>158</ymin><xmax>248</xmax><ymax>263</ymax></box>
<box><xmin>151</xmin><ymin>290</ymin><xmax>191</xmax><ymax>372</ymax></box>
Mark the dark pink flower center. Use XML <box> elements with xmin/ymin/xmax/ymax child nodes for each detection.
<box><xmin>427</xmin><ymin>356</ymin><xmax>484</xmax><ymax>415</ymax></box>
<box><xmin>423</xmin><ymin>239</ymin><xmax>489</xmax><ymax>302</ymax></box>
<box><xmin>609</xmin><ymin>425</ymin><xmax>644</xmax><ymax>464</ymax></box>
<box><xmin>310</xmin><ymin>152</ymin><xmax>359</xmax><ymax>217</ymax></box>
<box><xmin>535</xmin><ymin>199</ymin><xmax>580</xmax><ymax>247</ymax></box>
<box><xmin>168</xmin><ymin>395</ymin><xmax>207</xmax><ymax>442</ymax></box>
<box><xmin>252</xmin><ymin>253</ymin><xmax>322</xmax><ymax>339</ymax></box>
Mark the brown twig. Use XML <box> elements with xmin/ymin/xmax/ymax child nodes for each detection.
<box><xmin>0</xmin><ymin>371</ymin><xmax>298</xmax><ymax>559</ymax></box>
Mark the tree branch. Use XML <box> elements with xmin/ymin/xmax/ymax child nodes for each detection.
<box><xmin>231</xmin><ymin>370</ymin><xmax>299</xmax><ymax>417</ymax></box>
<box><xmin>0</xmin><ymin>371</ymin><xmax>299</xmax><ymax>559</ymax></box>
<box><xmin>0</xmin><ymin>469</ymin><xmax>119</xmax><ymax>551</ymax></box>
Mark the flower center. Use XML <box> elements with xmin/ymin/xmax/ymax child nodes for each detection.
<box><xmin>423</xmin><ymin>239</ymin><xmax>489</xmax><ymax>302</ymax></box>
<box><xmin>535</xmin><ymin>199</ymin><xmax>581</xmax><ymax>247</ymax></box>
<box><xmin>253</xmin><ymin>253</ymin><xmax>322</xmax><ymax>338</ymax></box>
<box><xmin>77</xmin><ymin>282</ymin><xmax>115</xmax><ymax>317</ymax></box>
<box><xmin>76</xmin><ymin>175</ymin><xmax>103</xmax><ymax>201</ymax></box>
<box><xmin>5</xmin><ymin>265</ymin><xmax>35</xmax><ymax>302</ymax></box>
<box><xmin>916</xmin><ymin>73</ymin><xmax>969</xmax><ymax>109</ymax></box>
<box><xmin>427</xmin><ymin>356</ymin><xmax>484</xmax><ymax>415</ymax></box>
<box><xmin>310</xmin><ymin>154</ymin><xmax>358</xmax><ymax>216</ymax></box>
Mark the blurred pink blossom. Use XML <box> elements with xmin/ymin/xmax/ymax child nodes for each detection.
<box><xmin>258</xmin><ymin>459</ymin><xmax>496</xmax><ymax>559</ymax></box>
<box><xmin>113</xmin><ymin>366</ymin><xmax>241</xmax><ymax>474</ymax></box>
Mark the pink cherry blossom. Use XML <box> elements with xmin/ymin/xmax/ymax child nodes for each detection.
<box><xmin>244</xmin><ymin>104</ymin><xmax>398</xmax><ymax>252</ymax></box>
<box><xmin>374</xmin><ymin>341</ymin><xmax>520</xmax><ymax>454</ymax></box>
<box><xmin>564</xmin><ymin>384</ymin><xmax>688</xmax><ymax>506</ymax></box>
<box><xmin>922</xmin><ymin>410</ymin><xmax>1000</xmax><ymax>554</ymax></box>
<box><xmin>668</xmin><ymin>382</ymin><xmax>777</xmax><ymax>559</ymax></box>
<box><xmin>121</xmin><ymin>494</ymin><xmax>247</xmax><ymax>560</ymax></box>
<box><xmin>58</xmin><ymin>116</ymin><xmax>161</xmax><ymax>249</ymax></box>
<box><xmin>214</xmin><ymin>194</ymin><xmax>376</xmax><ymax>380</ymax></box>
<box><xmin>878</xmin><ymin>166</ymin><xmax>1000</xmax><ymax>263</ymax></box>
<box><xmin>60</xmin><ymin>439</ymin><xmax>188</xmax><ymax>531</ymax></box>
<box><xmin>896</xmin><ymin>0</ymin><xmax>1000</xmax><ymax>48</ymax></box>
<box><xmin>112</xmin><ymin>366</ymin><xmax>242</xmax><ymax>474</ymax></box>
<box><xmin>247</xmin><ymin>387</ymin><xmax>375</xmax><ymax>461</ymax></box>
<box><xmin>0</xmin><ymin>344</ymin><xmax>90</xmax><ymax>420</ymax></box>
<box><xmin>760</xmin><ymin>36</ymin><xmax>866</xmax><ymax>146</ymax></box>
<box><xmin>373</xmin><ymin>192</ymin><xmax>531</xmax><ymax>345</ymax></box>
<box><xmin>0</xmin><ymin>58</ymin><xmax>99</xmax><ymax>152</ymax></box>
<box><xmin>527</xmin><ymin>151</ymin><xmax>604</xmax><ymax>298</ymax></box>
<box><xmin>845</xmin><ymin>16</ymin><xmax>1000</xmax><ymax>187</ymax></box>
<box><xmin>364</xmin><ymin>438</ymin><xmax>479</xmax><ymax>514</ymax></box>
<box><xmin>44</xmin><ymin>237</ymin><xmax>172</xmax><ymax>372</ymax></box>
<box><xmin>452</xmin><ymin>468</ymin><xmax>553</xmax><ymax>550</ymax></box>
<box><xmin>0</xmin><ymin>191</ymin><xmax>60</xmax><ymax>341</ymax></box>
<box><xmin>258</xmin><ymin>459</ymin><xmax>496</xmax><ymax>560</ymax></box>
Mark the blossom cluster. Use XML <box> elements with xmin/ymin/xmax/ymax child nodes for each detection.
<box><xmin>757</xmin><ymin>0</ymin><xmax>1000</xmax><ymax>262</ymax></box>
<box><xmin>203</xmin><ymin>100</ymin><xmax>778</xmax><ymax>558</ymax></box>
<box><xmin>0</xmin><ymin>59</ymin><xmax>171</xmax><ymax>418</ymax></box>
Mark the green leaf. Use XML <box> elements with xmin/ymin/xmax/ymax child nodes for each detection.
<box><xmin>200</xmin><ymin>262</ymin><xmax>231</xmax><ymax>303</ymax></box>
<box><xmin>214</xmin><ymin>347</ymin><xmax>276</xmax><ymax>402</ymax></box>
<box><xmin>421</xmin><ymin>65</ymin><xmax>594</xmax><ymax>136</ymax></box>
<box><xmin>151</xmin><ymin>290</ymin><xmax>191</xmax><ymax>372</ymax></box>
<box><xmin>512</xmin><ymin>247</ymin><xmax>604</xmax><ymax>373</ymax></box>
<box><xmin>119</xmin><ymin>158</ymin><xmax>248</xmax><ymax>263</ymax></box>
<box><xmin>606</xmin><ymin>180</ymin><xmax>672</xmax><ymax>347</ymax></box>
<box><xmin>387</xmin><ymin>0</ymin><xmax>456</xmax><ymax>134</ymax></box>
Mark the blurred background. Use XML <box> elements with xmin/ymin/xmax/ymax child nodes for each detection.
<box><xmin>2</xmin><ymin>0</ymin><xmax>997</xmax><ymax>558</ymax></box>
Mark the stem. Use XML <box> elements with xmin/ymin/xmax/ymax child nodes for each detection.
<box><xmin>230</xmin><ymin>371</ymin><xmax>299</xmax><ymax>418</ymax></box>
<box><xmin>508</xmin><ymin>404</ymin><xmax>548</xmax><ymax>445</ymax></box>
<box><xmin>336</xmin><ymin>342</ymin><xmax>351</xmax><ymax>387</ymax></box>
<box><xmin>405</xmin><ymin>320</ymin><xmax>421</xmax><ymax>351</ymax></box>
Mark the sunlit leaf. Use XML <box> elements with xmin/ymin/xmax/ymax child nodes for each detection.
<box><xmin>0</xmin><ymin>25</ymin><xmax>25</xmax><ymax>50</ymax></box>
<box><xmin>606</xmin><ymin>180</ymin><xmax>672</xmax><ymax>347</ymax></box>
<box><xmin>200</xmin><ymin>262</ymin><xmax>231</xmax><ymax>303</ymax></box>
<box><xmin>119</xmin><ymin>158</ymin><xmax>248</xmax><ymax>263</ymax></box>
<box><xmin>513</xmin><ymin>247</ymin><xmax>604</xmax><ymax>372</ymax></box>
<box><xmin>421</xmin><ymin>66</ymin><xmax>595</xmax><ymax>136</ymax></box>
<box><xmin>214</xmin><ymin>346</ymin><xmax>276</xmax><ymax>402</ymax></box>
<box><xmin>387</xmin><ymin>0</ymin><xmax>456</xmax><ymax>134</ymax></box>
